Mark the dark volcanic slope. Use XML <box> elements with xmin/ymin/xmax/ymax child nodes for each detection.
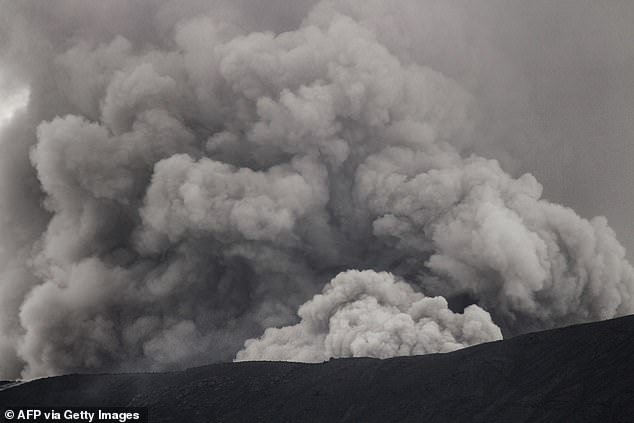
<box><xmin>2</xmin><ymin>316</ymin><xmax>634</xmax><ymax>423</ymax></box>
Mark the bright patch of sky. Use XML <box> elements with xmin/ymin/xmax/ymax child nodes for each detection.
<box><xmin>0</xmin><ymin>87</ymin><xmax>28</xmax><ymax>128</ymax></box>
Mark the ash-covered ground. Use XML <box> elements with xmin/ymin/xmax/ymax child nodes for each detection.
<box><xmin>1</xmin><ymin>315</ymin><xmax>633</xmax><ymax>423</ymax></box>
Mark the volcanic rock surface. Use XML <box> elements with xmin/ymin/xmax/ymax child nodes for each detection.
<box><xmin>1</xmin><ymin>315</ymin><xmax>634</xmax><ymax>422</ymax></box>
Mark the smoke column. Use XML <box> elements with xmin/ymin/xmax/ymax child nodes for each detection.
<box><xmin>0</xmin><ymin>0</ymin><xmax>633</xmax><ymax>378</ymax></box>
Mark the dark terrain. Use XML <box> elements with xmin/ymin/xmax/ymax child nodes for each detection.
<box><xmin>1</xmin><ymin>315</ymin><xmax>634</xmax><ymax>422</ymax></box>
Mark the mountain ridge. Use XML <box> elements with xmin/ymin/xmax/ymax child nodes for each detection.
<box><xmin>1</xmin><ymin>315</ymin><xmax>634</xmax><ymax>422</ymax></box>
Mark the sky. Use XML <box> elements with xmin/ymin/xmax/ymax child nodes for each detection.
<box><xmin>0</xmin><ymin>85</ymin><xmax>27</xmax><ymax>128</ymax></box>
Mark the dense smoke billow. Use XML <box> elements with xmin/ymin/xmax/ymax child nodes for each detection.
<box><xmin>0</xmin><ymin>0</ymin><xmax>633</xmax><ymax>379</ymax></box>
<box><xmin>236</xmin><ymin>270</ymin><xmax>502</xmax><ymax>362</ymax></box>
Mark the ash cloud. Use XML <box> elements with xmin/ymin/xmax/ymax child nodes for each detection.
<box><xmin>236</xmin><ymin>270</ymin><xmax>502</xmax><ymax>362</ymax></box>
<box><xmin>0</xmin><ymin>0</ymin><xmax>633</xmax><ymax>378</ymax></box>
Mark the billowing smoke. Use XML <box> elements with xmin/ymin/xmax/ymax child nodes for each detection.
<box><xmin>0</xmin><ymin>0</ymin><xmax>633</xmax><ymax>379</ymax></box>
<box><xmin>236</xmin><ymin>270</ymin><xmax>502</xmax><ymax>362</ymax></box>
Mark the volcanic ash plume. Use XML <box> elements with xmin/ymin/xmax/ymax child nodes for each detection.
<box><xmin>0</xmin><ymin>0</ymin><xmax>633</xmax><ymax>378</ymax></box>
<box><xmin>236</xmin><ymin>270</ymin><xmax>502</xmax><ymax>362</ymax></box>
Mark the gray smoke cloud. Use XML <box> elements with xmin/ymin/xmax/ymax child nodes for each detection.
<box><xmin>236</xmin><ymin>270</ymin><xmax>502</xmax><ymax>362</ymax></box>
<box><xmin>0</xmin><ymin>0</ymin><xmax>633</xmax><ymax>379</ymax></box>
